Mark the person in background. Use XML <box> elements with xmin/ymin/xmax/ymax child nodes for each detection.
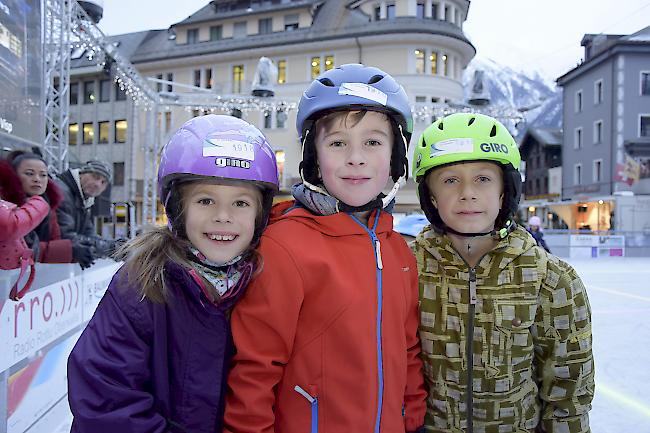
<box><xmin>55</xmin><ymin>159</ymin><xmax>121</xmax><ymax>263</ymax></box>
<box><xmin>527</xmin><ymin>215</ymin><xmax>551</xmax><ymax>252</ymax></box>
<box><xmin>0</xmin><ymin>152</ymin><xmax>91</xmax><ymax>266</ymax></box>
<box><xmin>67</xmin><ymin>115</ymin><xmax>279</xmax><ymax>433</ymax></box>
<box><xmin>0</xmin><ymin>160</ymin><xmax>50</xmax><ymax>300</ymax></box>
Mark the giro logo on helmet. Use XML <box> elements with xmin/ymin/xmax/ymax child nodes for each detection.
<box><xmin>479</xmin><ymin>142</ymin><xmax>509</xmax><ymax>154</ymax></box>
<box><xmin>215</xmin><ymin>158</ymin><xmax>251</xmax><ymax>169</ymax></box>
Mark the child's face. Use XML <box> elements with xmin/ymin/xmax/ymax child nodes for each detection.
<box><xmin>183</xmin><ymin>181</ymin><xmax>261</xmax><ymax>264</ymax></box>
<box><xmin>314</xmin><ymin>111</ymin><xmax>393</xmax><ymax>207</ymax></box>
<box><xmin>425</xmin><ymin>161</ymin><xmax>504</xmax><ymax>235</ymax></box>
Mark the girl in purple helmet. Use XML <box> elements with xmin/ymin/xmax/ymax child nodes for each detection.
<box><xmin>67</xmin><ymin>115</ymin><xmax>279</xmax><ymax>433</ymax></box>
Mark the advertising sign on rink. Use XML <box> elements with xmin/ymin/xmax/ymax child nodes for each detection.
<box><xmin>0</xmin><ymin>276</ymin><xmax>83</xmax><ymax>372</ymax></box>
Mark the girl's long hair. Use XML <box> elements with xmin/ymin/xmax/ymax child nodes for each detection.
<box><xmin>114</xmin><ymin>181</ymin><xmax>263</xmax><ymax>303</ymax></box>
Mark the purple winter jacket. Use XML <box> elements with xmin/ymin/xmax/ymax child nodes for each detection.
<box><xmin>67</xmin><ymin>261</ymin><xmax>242</xmax><ymax>433</ymax></box>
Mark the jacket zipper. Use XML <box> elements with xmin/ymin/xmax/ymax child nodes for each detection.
<box><xmin>350</xmin><ymin>212</ymin><xmax>384</xmax><ymax>433</ymax></box>
<box><xmin>466</xmin><ymin>267</ymin><xmax>477</xmax><ymax>433</ymax></box>
<box><xmin>295</xmin><ymin>385</ymin><xmax>319</xmax><ymax>433</ymax></box>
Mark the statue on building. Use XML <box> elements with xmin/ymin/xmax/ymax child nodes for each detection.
<box><xmin>467</xmin><ymin>69</ymin><xmax>490</xmax><ymax>106</ymax></box>
<box><xmin>252</xmin><ymin>57</ymin><xmax>278</xmax><ymax>97</ymax></box>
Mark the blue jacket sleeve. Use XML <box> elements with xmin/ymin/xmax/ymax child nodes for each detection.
<box><xmin>67</xmin><ymin>287</ymin><xmax>170</xmax><ymax>433</ymax></box>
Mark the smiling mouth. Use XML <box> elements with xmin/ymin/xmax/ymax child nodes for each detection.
<box><xmin>205</xmin><ymin>233</ymin><xmax>238</xmax><ymax>241</ymax></box>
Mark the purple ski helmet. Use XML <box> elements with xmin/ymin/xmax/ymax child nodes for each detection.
<box><xmin>158</xmin><ymin>115</ymin><xmax>279</xmax><ymax>236</ymax></box>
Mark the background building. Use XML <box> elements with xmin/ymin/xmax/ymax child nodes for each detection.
<box><xmin>68</xmin><ymin>0</ymin><xmax>475</xmax><ymax>223</ymax></box>
<box><xmin>556</xmin><ymin>25</ymin><xmax>650</xmax><ymax>231</ymax></box>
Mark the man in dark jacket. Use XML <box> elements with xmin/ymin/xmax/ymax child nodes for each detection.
<box><xmin>55</xmin><ymin>160</ymin><xmax>120</xmax><ymax>266</ymax></box>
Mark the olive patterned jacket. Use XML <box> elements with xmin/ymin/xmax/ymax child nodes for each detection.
<box><xmin>415</xmin><ymin>226</ymin><xmax>594</xmax><ymax>433</ymax></box>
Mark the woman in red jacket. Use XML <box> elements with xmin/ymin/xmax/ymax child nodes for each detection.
<box><xmin>0</xmin><ymin>152</ymin><xmax>77</xmax><ymax>264</ymax></box>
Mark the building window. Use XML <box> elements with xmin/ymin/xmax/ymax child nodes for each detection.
<box><xmin>415</xmin><ymin>96</ymin><xmax>427</xmax><ymax>103</ymax></box>
<box><xmin>115</xmin><ymin>83</ymin><xmax>126</xmax><ymax>101</ymax></box>
<box><xmin>415</xmin><ymin>49</ymin><xmax>425</xmax><ymax>74</ymax></box>
<box><xmin>187</xmin><ymin>28</ymin><xmax>199</xmax><ymax>44</ymax></box>
<box><xmin>593</xmin><ymin>159</ymin><xmax>602</xmax><ymax>183</ymax></box>
<box><xmin>166</xmin><ymin>73</ymin><xmax>173</xmax><ymax>92</ymax></box>
<box><xmin>82</xmin><ymin>122</ymin><xmax>94</xmax><ymax>144</ymax></box>
<box><xmin>311</xmin><ymin>56</ymin><xmax>321</xmax><ymax>79</ymax></box>
<box><xmin>155</xmin><ymin>73</ymin><xmax>163</xmax><ymax>92</ymax></box>
<box><xmin>276</xmin><ymin>109</ymin><xmax>287</xmax><ymax>129</ymax></box>
<box><xmin>593</xmin><ymin>120</ymin><xmax>603</xmax><ymax>144</ymax></box>
<box><xmin>264</xmin><ymin>111</ymin><xmax>272</xmax><ymax>129</ymax></box>
<box><xmin>641</xmin><ymin>115</ymin><xmax>650</xmax><ymax>137</ymax></box>
<box><xmin>284</xmin><ymin>14</ymin><xmax>299</xmax><ymax>31</ymax></box>
<box><xmin>83</xmin><ymin>81</ymin><xmax>95</xmax><ymax>104</ymax></box>
<box><xmin>431</xmin><ymin>2</ymin><xmax>438</xmax><ymax>19</ymax></box>
<box><xmin>324</xmin><ymin>55</ymin><xmax>334</xmax><ymax>71</ymax></box>
<box><xmin>115</xmin><ymin>119</ymin><xmax>127</xmax><ymax>143</ymax></box>
<box><xmin>98</xmin><ymin>121</ymin><xmax>109</xmax><ymax>143</ymax></box>
<box><xmin>165</xmin><ymin>111</ymin><xmax>172</xmax><ymax>134</ymax></box>
<box><xmin>233</xmin><ymin>21</ymin><xmax>247</xmax><ymax>38</ymax></box>
<box><xmin>574</xmin><ymin>127</ymin><xmax>582</xmax><ymax>149</ymax></box>
<box><xmin>70</xmin><ymin>83</ymin><xmax>78</xmax><ymax>104</ymax></box>
<box><xmin>386</xmin><ymin>4</ymin><xmax>396</xmax><ymax>19</ymax></box>
<box><xmin>641</xmin><ymin>72</ymin><xmax>650</xmax><ymax>95</ymax></box>
<box><xmin>69</xmin><ymin>123</ymin><xmax>78</xmax><ymax>145</ymax></box>
<box><xmin>206</xmin><ymin>68</ymin><xmax>213</xmax><ymax>89</ymax></box>
<box><xmin>430</xmin><ymin>52</ymin><xmax>437</xmax><ymax>74</ymax></box>
<box><xmin>574</xmin><ymin>164</ymin><xmax>582</xmax><ymax>186</ymax></box>
<box><xmin>374</xmin><ymin>6</ymin><xmax>380</xmax><ymax>20</ymax></box>
<box><xmin>233</xmin><ymin>65</ymin><xmax>244</xmax><ymax>93</ymax></box>
<box><xmin>210</xmin><ymin>25</ymin><xmax>222</xmax><ymax>41</ymax></box>
<box><xmin>575</xmin><ymin>90</ymin><xmax>582</xmax><ymax>113</ymax></box>
<box><xmin>275</xmin><ymin>150</ymin><xmax>285</xmax><ymax>186</ymax></box>
<box><xmin>277</xmin><ymin>59</ymin><xmax>286</xmax><ymax>84</ymax></box>
<box><xmin>99</xmin><ymin>79</ymin><xmax>111</xmax><ymax>102</ymax></box>
<box><xmin>113</xmin><ymin>162</ymin><xmax>125</xmax><ymax>186</ymax></box>
<box><xmin>259</xmin><ymin>17</ymin><xmax>272</xmax><ymax>34</ymax></box>
<box><xmin>194</xmin><ymin>69</ymin><xmax>201</xmax><ymax>88</ymax></box>
<box><xmin>416</xmin><ymin>2</ymin><xmax>425</xmax><ymax>18</ymax></box>
<box><xmin>442</xmin><ymin>54</ymin><xmax>448</xmax><ymax>76</ymax></box>
<box><xmin>594</xmin><ymin>79</ymin><xmax>603</xmax><ymax>104</ymax></box>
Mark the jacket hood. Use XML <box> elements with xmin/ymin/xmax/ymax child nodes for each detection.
<box><xmin>416</xmin><ymin>225</ymin><xmax>538</xmax><ymax>271</ymax></box>
<box><xmin>269</xmin><ymin>200</ymin><xmax>395</xmax><ymax>237</ymax></box>
<box><xmin>0</xmin><ymin>159</ymin><xmax>64</xmax><ymax>209</ymax></box>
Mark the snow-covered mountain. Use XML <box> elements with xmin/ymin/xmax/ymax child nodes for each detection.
<box><xmin>462</xmin><ymin>56</ymin><xmax>562</xmax><ymax>131</ymax></box>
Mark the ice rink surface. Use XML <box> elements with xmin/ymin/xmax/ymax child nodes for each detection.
<box><xmin>569</xmin><ymin>257</ymin><xmax>650</xmax><ymax>433</ymax></box>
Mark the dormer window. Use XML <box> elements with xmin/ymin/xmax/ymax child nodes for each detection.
<box><xmin>187</xmin><ymin>28</ymin><xmax>199</xmax><ymax>44</ymax></box>
<box><xmin>284</xmin><ymin>14</ymin><xmax>299</xmax><ymax>31</ymax></box>
<box><xmin>234</xmin><ymin>21</ymin><xmax>247</xmax><ymax>39</ymax></box>
<box><xmin>386</xmin><ymin>4</ymin><xmax>395</xmax><ymax>20</ymax></box>
<box><xmin>259</xmin><ymin>17</ymin><xmax>273</xmax><ymax>34</ymax></box>
<box><xmin>210</xmin><ymin>25</ymin><xmax>222</xmax><ymax>41</ymax></box>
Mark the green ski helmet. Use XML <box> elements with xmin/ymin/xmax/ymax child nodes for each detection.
<box><xmin>412</xmin><ymin>113</ymin><xmax>522</xmax><ymax>238</ymax></box>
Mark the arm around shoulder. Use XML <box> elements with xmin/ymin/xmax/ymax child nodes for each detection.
<box><xmin>534</xmin><ymin>257</ymin><xmax>594</xmax><ymax>433</ymax></box>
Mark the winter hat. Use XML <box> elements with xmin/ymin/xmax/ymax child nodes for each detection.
<box><xmin>528</xmin><ymin>216</ymin><xmax>542</xmax><ymax>227</ymax></box>
<box><xmin>81</xmin><ymin>160</ymin><xmax>112</xmax><ymax>183</ymax></box>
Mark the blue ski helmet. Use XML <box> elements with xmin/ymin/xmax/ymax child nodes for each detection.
<box><xmin>296</xmin><ymin>64</ymin><xmax>413</xmax><ymax>185</ymax></box>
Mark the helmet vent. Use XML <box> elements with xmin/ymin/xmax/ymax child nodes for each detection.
<box><xmin>467</xmin><ymin>117</ymin><xmax>476</xmax><ymax>126</ymax></box>
<box><xmin>367</xmin><ymin>74</ymin><xmax>384</xmax><ymax>84</ymax></box>
<box><xmin>437</xmin><ymin>121</ymin><xmax>444</xmax><ymax>130</ymax></box>
<box><xmin>490</xmin><ymin>124</ymin><xmax>498</xmax><ymax>137</ymax></box>
<box><xmin>319</xmin><ymin>78</ymin><xmax>335</xmax><ymax>87</ymax></box>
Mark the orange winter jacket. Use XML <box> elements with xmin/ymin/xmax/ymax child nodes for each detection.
<box><xmin>224</xmin><ymin>201</ymin><xmax>426</xmax><ymax>433</ymax></box>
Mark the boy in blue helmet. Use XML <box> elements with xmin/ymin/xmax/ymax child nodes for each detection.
<box><xmin>224</xmin><ymin>64</ymin><xmax>426</xmax><ymax>433</ymax></box>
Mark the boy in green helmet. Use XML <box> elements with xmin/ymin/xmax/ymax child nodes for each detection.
<box><xmin>412</xmin><ymin>113</ymin><xmax>594</xmax><ymax>433</ymax></box>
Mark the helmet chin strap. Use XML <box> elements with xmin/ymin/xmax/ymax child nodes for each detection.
<box><xmin>444</xmin><ymin>219</ymin><xmax>515</xmax><ymax>241</ymax></box>
<box><xmin>299</xmin><ymin>128</ymin><xmax>406</xmax><ymax>212</ymax></box>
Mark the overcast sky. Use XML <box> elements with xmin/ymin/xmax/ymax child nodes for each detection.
<box><xmin>97</xmin><ymin>0</ymin><xmax>650</xmax><ymax>80</ymax></box>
